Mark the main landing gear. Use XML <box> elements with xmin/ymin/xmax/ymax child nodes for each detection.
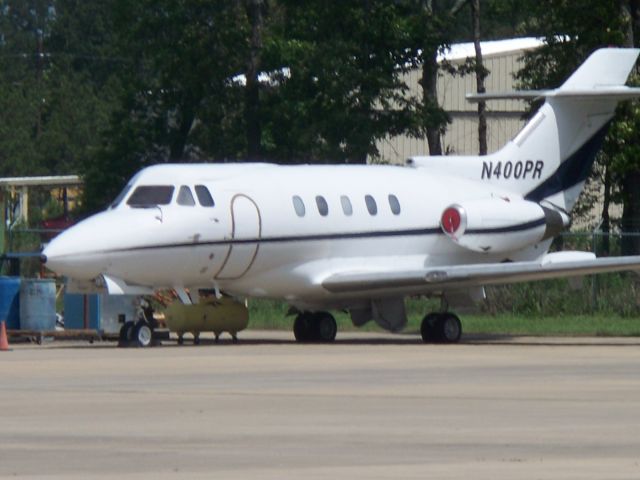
<box><xmin>291</xmin><ymin>309</ymin><xmax>462</xmax><ymax>344</ymax></box>
<box><xmin>420</xmin><ymin>312</ymin><xmax>462</xmax><ymax>344</ymax></box>
<box><xmin>293</xmin><ymin>311</ymin><xmax>337</xmax><ymax>343</ymax></box>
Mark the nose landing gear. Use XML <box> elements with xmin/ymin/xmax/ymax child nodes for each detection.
<box><xmin>118</xmin><ymin>301</ymin><xmax>158</xmax><ymax>348</ymax></box>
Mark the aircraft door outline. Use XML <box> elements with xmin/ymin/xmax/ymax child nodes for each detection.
<box><xmin>214</xmin><ymin>194</ymin><xmax>262</xmax><ymax>280</ymax></box>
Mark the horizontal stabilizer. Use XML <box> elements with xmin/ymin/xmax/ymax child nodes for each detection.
<box><xmin>466</xmin><ymin>91</ymin><xmax>547</xmax><ymax>102</ymax></box>
<box><xmin>467</xmin><ymin>86</ymin><xmax>640</xmax><ymax>103</ymax></box>
<box><xmin>468</xmin><ymin>48</ymin><xmax>640</xmax><ymax>103</ymax></box>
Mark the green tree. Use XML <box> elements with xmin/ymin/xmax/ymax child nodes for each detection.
<box><xmin>81</xmin><ymin>0</ymin><xmax>250</xmax><ymax>210</ymax></box>
<box><xmin>89</xmin><ymin>0</ymin><xmax>446</xmax><ymax>207</ymax></box>
<box><xmin>0</xmin><ymin>0</ymin><xmax>121</xmax><ymax>185</ymax></box>
<box><xmin>4</xmin><ymin>0</ymin><xmax>542</xmax><ymax>212</ymax></box>
<box><xmin>261</xmin><ymin>1</ymin><xmax>422</xmax><ymax>163</ymax></box>
<box><xmin>0</xmin><ymin>0</ymin><xmax>55</xmax><ymax>175</ymax></box>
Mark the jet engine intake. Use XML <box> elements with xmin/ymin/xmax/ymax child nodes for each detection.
<box><xmin>440</xmin><ymin>198</ymin><xmax>569</xmax><ymax>253</ymax></box>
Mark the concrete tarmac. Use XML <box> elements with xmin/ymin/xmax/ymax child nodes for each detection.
<box><xmin>1</xmin><ymin>331</ymin><xmax>640</xmax><ymax>479</ymax></box>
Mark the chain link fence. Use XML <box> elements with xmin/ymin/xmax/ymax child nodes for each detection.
<box><xmin>4</xmin><ymin>226</ymin><xmax>640</xmax><ymax>316</ymax></box>
<box><xmin>482</xmin><ymin>231</ymin><xmax>640</xmax><ymax>316</ymax></box>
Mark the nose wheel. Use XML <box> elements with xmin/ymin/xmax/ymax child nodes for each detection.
<box><xmin>293</xmin><ymin>311</ymin><xmax>337</xmax><ymax>342</ymax></box>
<box><xmin>421</xmin><ymin>312</ymin><xmax>462</xmax><ymax>344</ymax></box>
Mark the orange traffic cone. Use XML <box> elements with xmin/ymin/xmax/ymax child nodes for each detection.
<box><xmin>0</xmin><ymin>320</ymin><xmax>10</xmax><ymax>351</ymax></box>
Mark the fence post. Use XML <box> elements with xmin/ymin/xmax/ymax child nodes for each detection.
<box><xmin>591</xmin><ymin>227</ymin><xmax>599</xmax><ymax>312</ymax></box>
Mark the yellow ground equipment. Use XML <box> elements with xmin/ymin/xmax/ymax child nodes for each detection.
<box><xmin>164</xmin><ymin>296</ymin><xmax>249</xmax><ymax>344</ymax></box>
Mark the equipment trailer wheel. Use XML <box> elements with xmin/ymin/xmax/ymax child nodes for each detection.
<box><xmin>118</xmin><ymin>322</ymin><xmax>136</xmax><ymax>347</ymax></box>
<box><xmin>133</xmin><ymin>320</ymin><xmax>153</xmax><ymax>348</ymax></box>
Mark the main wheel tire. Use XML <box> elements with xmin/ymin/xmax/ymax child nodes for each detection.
<box><xmin>133</xmin><ymin>320</ymin><xmax>153</xmax><ymax>348</ymax></box>
<box><xmin>313</xmin><ymin>312</ymin><xmax>337</xmax><ymax>342</ymax></box>
<box><xmin>293</xmin><ymin>313</ymin><xmax>313</xmax><ymax>342</ymax></box>
<box><xmin>118</xmin><ymin>322</ymin><xmax>136</xmax><ymax>347</ymax></box>
<box><xmin>420</xmin><ymin>313</ymin><xmax>441</xmax><ymax>343</ymax></box>
<box><xmin>437</xmin><ymin>313</ymin><xmax>462</xmax><ymax>344</ymax></box>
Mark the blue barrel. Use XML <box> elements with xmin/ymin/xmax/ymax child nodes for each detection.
<box><xmin>20</xmin><ymin>279</ymin><xmax>56</xmax><ymax>331</ymax></box>
<box><xmin>0</xmin><ymin>277</ymin><xmax>21</xmax><ymax>329</ymax></box>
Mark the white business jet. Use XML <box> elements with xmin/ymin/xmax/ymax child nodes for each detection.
<box><xmin>43</xmin><ymin>48</ymin><xmax>640</xmax><ymax>345</ymax></box>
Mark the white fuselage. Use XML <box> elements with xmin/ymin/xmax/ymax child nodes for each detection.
<box><xmin>43</xmin><ymin>163</ymin><xmax>544</xmax><ymax>307</ymax></box>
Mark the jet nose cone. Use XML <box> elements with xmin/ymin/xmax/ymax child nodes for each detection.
<box><xmin>41</xmin><ymin>217</ymin><xmax>106</xmax><ymax>279</ymax></box>
<box><xmin>41</xmin><ymin>240</ymin><xmax>64</xmax><ymax>272</ymax></box>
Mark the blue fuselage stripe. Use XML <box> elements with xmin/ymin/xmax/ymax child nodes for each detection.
<box><xmin>525</xmin><ymin>123</ymin><xmax>610</xmax><ymax>202</ymax></box>
<box><xmin>103</xmin><ymin>219</ymin><xmax>546</xmax><ymax>254</ymax></box>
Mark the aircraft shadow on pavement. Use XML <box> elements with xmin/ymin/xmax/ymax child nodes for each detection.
<box><xmin>18</xmin><ymin>334</ymin><xmax>640</xmax><ymax>349</ymax></box>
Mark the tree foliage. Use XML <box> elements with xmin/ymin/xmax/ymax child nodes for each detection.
<box><xmin>264</xmin><ymin>1</ymin><xmax>421</xmax><ymax>163</ymax></box>
<box><xmin>0</xmin><ymin>0</ymin><xmax>121</xmax><ymax>181</ymax></box>
<box><xmin>0</xmin><ymin>0</ymin><xmax>639</xmax><ymax>239</ymax></box>
<box><xmin>79</xmin><ymin>0</ymin><xmax>460</xmax><ymax>208</ymax></box>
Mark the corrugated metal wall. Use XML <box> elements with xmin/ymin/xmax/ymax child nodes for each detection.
<box><xmin>374</xmin><ymin>49</ymin><xmax>533</xmax><ymax>163</ymax></box>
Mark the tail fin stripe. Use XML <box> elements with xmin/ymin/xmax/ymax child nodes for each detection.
<box><xmin>524</xmin><ymin>122</ymin><xmax>610</xmax><ymax>202</ymax></box>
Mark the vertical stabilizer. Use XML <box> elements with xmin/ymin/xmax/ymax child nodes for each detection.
<box><xmin>409</xmin><ymin>48</ymin><xmax>640</xmax><ymax>213</ymax></box>
<box><xmin>488</xmin><ymin>48</ymin><xmax>640</xmax><ymax>211</ymax></box>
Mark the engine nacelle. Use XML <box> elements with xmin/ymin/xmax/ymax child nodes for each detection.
<box><xmin>440</xmin><ymin>197</ymin><xmax>568</xmax><ymax>253</ymax></box>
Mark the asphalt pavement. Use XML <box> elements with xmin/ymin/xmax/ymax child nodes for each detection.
<box><xmin>1</xmin><ymin>331</ymin><xmax>639</xmax><ymax>479</ymax></box>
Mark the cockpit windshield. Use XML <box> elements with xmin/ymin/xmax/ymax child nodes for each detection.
<box><xmin>109</xmin><ymin>183</ymin><xmax>132</xmax><ymax>209</ymax></box>
<box><xmin>126</xmin><ymin>185</ymin><xmax>175</xmax><ymax>207</ymax></box>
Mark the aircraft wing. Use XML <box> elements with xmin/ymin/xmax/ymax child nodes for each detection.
<box><xmin>321</xmin><ymin>254</ymin><xmax>640</xmax><ymax>294</ymax></box>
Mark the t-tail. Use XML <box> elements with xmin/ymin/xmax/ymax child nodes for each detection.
<box><xmin>409</xmin><ymin>47</ymin><xmax>640</xmax><ymax>213</ymax></box>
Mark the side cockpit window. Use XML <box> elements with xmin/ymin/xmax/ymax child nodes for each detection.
<box><xmin>126</xmin><ymin>185</ymin><xmax>174</xmax><ymax>207</ymax></box>
<box><xmin>195</xmin><ymin>185</ymin><xmax>215</xmax><ymax>207</ymax></box>
<box><xmin>177</xmin><ymin>186</ymin><xmax>196</xmax><ymax>206</ymax></box>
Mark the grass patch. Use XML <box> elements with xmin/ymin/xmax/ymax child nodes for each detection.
<box><xmin>248</xmin><ymin>298</ymin><xmax>640</xmax><ymax>337</ymax></box>
<box><xmin>460</xmin><ymin>314</ymin><xmax>640</xmax><ymax>337</ymax></box>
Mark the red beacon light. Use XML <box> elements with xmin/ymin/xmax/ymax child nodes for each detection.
<box><xmin>441</xmin><ymin>205</ymin><xmax>465</xmax><ymax>236</ymax></box>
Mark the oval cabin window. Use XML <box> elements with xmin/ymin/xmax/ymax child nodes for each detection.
<box><xmin>292</xmin><ymin>196</ymin><xmax>306</xmax><ymax>217</ymax></box>
<box><xmin>340</xmin><ymin>195</ymin><xmax>353</xmax><ymax>216</ymax></box>
<box><xmin>388</xmin><ymin>194</ymin><xmax>401</xmax><ymax>215</ymax></box>
<box><xmin>365</xmin><ymin>195</ymin><xmax>377</xmax><ymax>215</ymax></box>
<box><xmin>316</xmin><ymin>196</ymin><xmax>329</xmax><ymax>216</ymax></box>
